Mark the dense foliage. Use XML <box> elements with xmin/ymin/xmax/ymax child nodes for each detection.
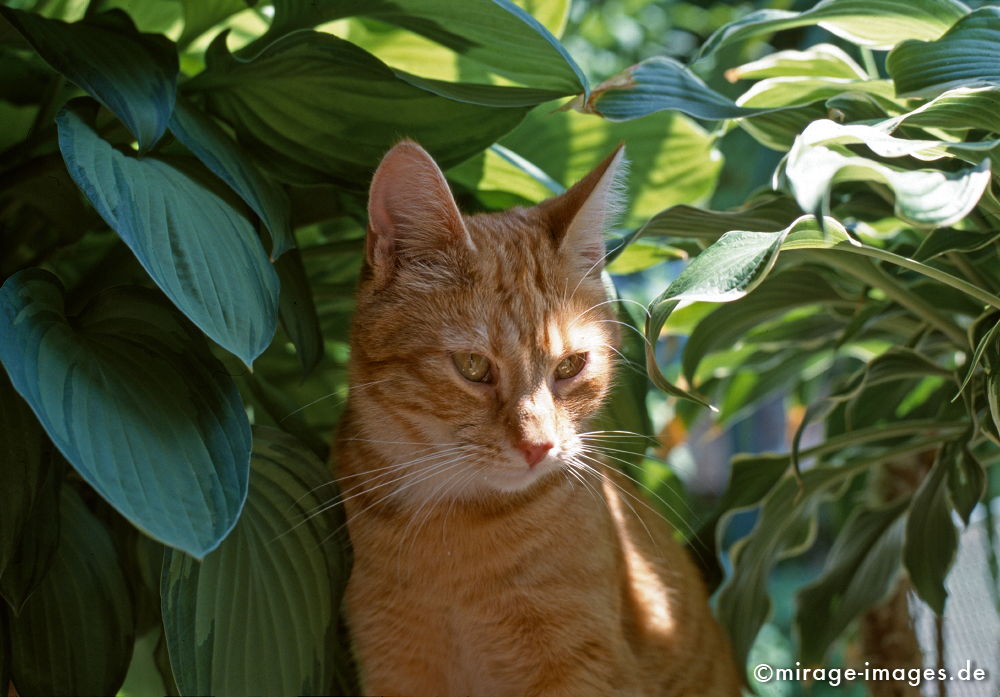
<box><xmin>0</xmin><ymin>0</ymin><xmax>997</xmax><ymax>694</ymax></box>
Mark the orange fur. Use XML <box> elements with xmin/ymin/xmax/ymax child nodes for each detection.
<box><xmin>333</xmin><ymin>141</ymin><xmax>741</xmax><ymax>696</ymax></box>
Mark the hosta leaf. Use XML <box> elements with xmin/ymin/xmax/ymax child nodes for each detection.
<box><xmin>498</xmin><ymin>106</ymin><xmax>721</xmax><ymax>226</ymax></box>
<box><xmin>636</xmin><ymin>195</ymin><xmax>801</xmax><ymax>243</ymax></box>
<box><xmin>682</xmin><ymin>269</ymin><xmax>846</xmax><ymax>384</ymax></box>
<box><xmin>0</xmin><ymin>8</ymin><xmax>177</xmax><ymax>151</ymax></box>
<box><xmin>914</xmin><ymin>228</ymin><xmax>1000</xmax><ymax>261</ymax></box>
<box><xmin>162</xmin><ymin>428</ymin><xmax>353</xmax><ymax>697</ymax></box>
<box><xmin>796</xmin><ymin>500</ymin><xmax>908</xmax><ymax>664</ymax></box>
<box><xmin>0</xmin><ymin>372</ymin><xmax>46</xmax><ymax>581</ymax></box>
<box><xmin>888</xmin><ymin>7</ymin><xmax>1000</xmax><ymax>99</ymax></box>
<box><xmin>0</xmin><ymin>270</ymin><xmax>250</xmax><ymax>558</ymax></box>
<box><xmin>718</xmin><ymin>463</ymin><xmax>866</xmax><ymax>667</ymax></box>
<box><xmin>448</xmin><ymin>144</ymin><xmax>561</xmax><ymax>208</ymax></box>
<box><xmin>57</xmin><ymin>100</ymin><xmax>279</xmax><ymax>365</ymax></box>
<box><xmin>570</xmin><ymin>57</ymin><xmax>772</xmax><ymax>122</ymax></box>
<box><xmin>881</xmin><ymin>86</ymin><xmax>1000</xmax><ymax>134</ymax></box>
<box><xmin>904</xmin><ymin>446</ymin><xmax>960</xmax><ymax>613</ymax></box>
<box><xmin>698</xmin><ymin>0</ymin><xmax>969</xmax><ymax>57</ymax></box>
<box><xmin>725</xmin><ymin>44</ymin><xmax>867</xmax><ymax>81</ymax></box>
<box><xmin>191</xmin><ymin>31</ymin><xmax>528</xmax><ymax>186</ymax></box>
<box><xmin>8</xmin><ymin>487</ymin><xmax>134</xmax><ymax>696</ymax></box>
<box><xmin>781</xmin><ymin>119</ymin><xmax>992</xmax><ymax>227</ymax></box>
<box><xmin>250</xmin><ymin>0</ymin><xmax>586</xmax><ymax>97</ymax></box>
<box><xmin>168</xmin><ymin>98</ymin><xmax>294</xmax><ymax>260</ymax></box>
<box><xmin>644</xmin><ymin>216</ymin><xmax>856</xmax><ymax>406</ymax></box>
<box><xmin>178</xmin><ymin>0</ymin><xmax>247</xmax><ymax>47</ymax></box>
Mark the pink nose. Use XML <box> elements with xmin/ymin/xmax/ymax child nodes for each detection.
<box><xmin>516</xmin><ymin>441</ymin><xmax>553</xmax><ymax>467</ymax></box>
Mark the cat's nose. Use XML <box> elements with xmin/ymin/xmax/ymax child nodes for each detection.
<box><xmin>516</xmin><ymin>440</ymin><xmax>553</xmax><ymax>467</ymax></box>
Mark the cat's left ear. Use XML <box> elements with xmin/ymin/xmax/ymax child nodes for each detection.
<box><xmin>540</xmin><ymin>144</ymin><xmax>627</xmax><ymax>274</ymax></box>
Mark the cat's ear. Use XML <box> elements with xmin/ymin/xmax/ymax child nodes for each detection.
<box><xmin>366</xmin><ymin>139</ymin><xmax>474</xmax><ymax>288</ymax></box>
<box><xmin>541</xmin><ymin>144</ymin><xmax>627</xmax><ymax>274</ymax></box>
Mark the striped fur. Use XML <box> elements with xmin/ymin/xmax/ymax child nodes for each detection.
<box><xmin>333</xmin><ymin>141</ymin><xmax>740</xmax><ymax>696</ymax></box>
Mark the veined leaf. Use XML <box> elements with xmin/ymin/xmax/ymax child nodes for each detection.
<box><xmin>682</xmin><ymin>269</ymin><xmax>847</xmax><ymax>384</ymax></box>
<box><xmin>178</xmin><ymin>0</ymin><xmax>246</xmax><ymax>48</ymax></box>
<box><xmin>569</xmin><ymin>57</ymin><xmax>774</xmax><ymax>122</ymax></box>
<box><xmin>8</xmin><ymin>487</ymin><xmax>134</xmax><ymax>696</ymax></box>
<box><xmin>57</xmin><ymin>100</ymin><xmax>279</xmax><ymax>365</ymax></box>
<box><xmin>780</xmin><ymin>119</ymin><xmax>992</xmax><ymax>227</ymax></box>
<box><xmin>249</xmin><ymin>0</ymin><xmax>586</xmax><ymax>97</ymax></box>
<box><xmin>168</xmin><ymin>98</ymin><xmax>294</xmax><ymax>260</ymax></box>
<box><xmin>0</xmin><ymin>8</ymin><xmax>177</xmax><ymax>151</ymax></box>
<box><xmin>698</xmin><ymin>0</ymin><xmax>969</xmax><ymax>57</ymax></box>
<box><xmin>635</xmin><ymin>195</ymin><xmax>801</xmax><ymax>243</ymax></box>
<box><xmin>880</xmin><ymin>86</ymin><xmax>1000</xmax><ymax>134</ymax></box>
<box><xmin>904</xmin><ymin>445</ymin><xmax>960</xmax><ymax>613</ymax></box>
<box><xmin>888</xmin><ymin>7</ymin><xmax>1000</xmax><ymax>99</ymax></box>
<box><xmin>725</xmin><ymin>44</ymin><xmax>868</xmax><ymax>82</ymax></box>
<box><xmin>0</xmin><ymin>270</ymin><xmax>251</xmax><ymax>558</ymax></box>
<box><xmin>190</xmin><ymin>31</ymin><xmax>529</xmax><ymax>186</ymax></box>
<box><xmin>796</xmin><ymin>500</ymin><xmax>908</xmax><ymax>664</ymax></box>
<box><xmin>644</xmin><ymin>216</ymin><xmax>857</xmax><ymax>406</ymax></box>
<box><xmin>162</xmin><ymin>428</ymin><xmax>354</xmax><ymax>697</ymax></box>
<box><xmin>498</xmin><ymin>106</ymin><xmax>721</xmax><ymax>226</ymax></box>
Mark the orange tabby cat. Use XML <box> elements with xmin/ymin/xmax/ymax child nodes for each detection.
<box><xmin>334</xmin><ymin>140</ymin><xmax>741</xmax><ymax>696</ymax></box>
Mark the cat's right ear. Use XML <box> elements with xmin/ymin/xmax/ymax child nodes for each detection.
<box><xmin>366</xmin><ymin>140</ymin><xmax>474</xmax><ymax>289</ymax></box>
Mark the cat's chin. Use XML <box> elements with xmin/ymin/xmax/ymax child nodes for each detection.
<box><xmin>482</xmin><ymin>458</ymin><xmax>561</xmax><ymax>494</ymax></box>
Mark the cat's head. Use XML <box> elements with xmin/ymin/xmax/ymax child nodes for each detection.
<box><xmin>346</xmin><ymin>140</ymin><xmax>626</xmax><ymax>501</ymax></box>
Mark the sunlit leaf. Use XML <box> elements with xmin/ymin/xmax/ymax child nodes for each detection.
<box><xmin>191</xmin><ymin>31</ymin><xmax>529</xmax><ymax>187</ymax></box>
<box><xmin>698</xmin><ymin>0</ymin><xmax>969</xmax><ymax>57</ymax></box>
<box><xmin>888</xmin><ymin>7</ymin><xmax>1000</xmax><ymax>98</ymax></box>
<box><xmin>725</xmin><ymin>44</ymin><xmax>867</xmax><ymax>81</ymax></box>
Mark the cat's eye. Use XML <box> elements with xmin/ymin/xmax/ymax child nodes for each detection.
<box><xmin>453</xmin><ymin>352</ymin><xmax>493</xmax><ymax>383</ymax></box>
<box><xmin>554</xmin><ymin>353</ymin><xmax>587</xmax><ymax>380</ymax></box>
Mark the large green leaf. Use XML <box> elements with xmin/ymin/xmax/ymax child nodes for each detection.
<box><xmin>570</xmin><ymin>57</ymin><xmax>772</xmax><ymax>122</ymax></box>
<box><xmin>904</xmin><ymin>445</ymin><xmax>960</xmax><ymax>613</ymax></box>
<box><xmin>717</xmin><ymin>463</ymin><xmax>865</xmax><ymax>668</ymax></box>
<box><xmin>168</xmin><ymin>98</ymin><xmax>293</xmax><ymax>260</ymax></box>
<box><xmin>888</xmin><ymin>7</ymin><xmax>1000</xmax><ymax>99</ymax></box>
<box><xmin>178</xmin><ymin>0</ymin><xmax>247</xmax><ymax>48</ymax></box>
<box><xmin>698</xmin><ymin>0</ymin><xmax>969</xmax><ymax>57</ymax></box>
<box><xmin>633</xmin><ymin>195</ymin><xmax>801</xmax><ymax>243</ymax></box>
<box><xmin>796</xmin><ymin>500</ymin><xmax>908</xmax><ymax>664</ymax></box>
<box><xmin>57</xmin><ymin>101</ymin><xmax>279</xmax><ymax>365</ymax></box>
<box><xmin>8</xmin><ymin>487</ymin><xmax>134</xmax><ymax>696</ymax></box>
<box><xmin>682</xmin><ymin>269</ymin><xmax>847</xmax><ymax>385</ymax></box>
<box><xmin>276</xmin><ymin>248</ymin><xmax>325</xmax><ymax>376</ymax></box>
<box><xmin>249</xmin><ymin>0</ymin><xmax>586</xmax><ymax>97</ymax></box>
<box><xmin>725</xmin><ymin>44</ymin><xmax>867</xmax><ymax>81</ymax></box>
<box><xmin>0</xmin><ymin>372</ymin><xmax>46</xmax><ymax>581</ymax></box>
<box><xmin>0</xmin><ymin>270</ymin><xmax>250</xmax><ymax>558</ymax></box>
<box><xmin>190</xmin><ymin>31</ymin><xmax>529</xmax><ymax>186</ymax></box>
<box><xmin>644</xmin><ymin>216</ymin><xmax>857</xmax><ymax>406</ymax></box>
<box><xmin>497</xmin><ymin>106</ymin><xmax>721</xmax><ymax>226</ymax></box>
<box><xmin>0</xmin><ymin>8</ymin><xmax>177</xmax><ymax>151</ymax></box>
<box><xmin>781</xmin><ymin>119</ymin><xmax>992</xmax><ymax>227</ymax></box>
<box><xmin>882</xmin><ymin>86</ymin><xmax>1000</xmax><ymax>134</ymax></box>
<box><xmin>162</xmin><ymin>428</ymin><xmax>353</xmax><ymax>697</ymax></box>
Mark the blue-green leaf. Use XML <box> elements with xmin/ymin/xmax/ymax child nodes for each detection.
<box><xmin>0</xmin><ymin>269</ymin><xmax>251</xmax><ymax>558</ymax></box>
<box><xmin>888</xmin><ymin>7</ymin><xmax>1000</xmax><ymax>99</ymax></box>
<box><xmin>8</xmin><ymin>487</ymin><xmax>134</xmax><ymax>695</ymax></box>
<box><xmin>168</xmin><ymin>98</ymin><xmax>294</xmax><ymax>260</ymax></box>
<box><xmin>0</xmin><ymin>8</ymin><xmax>177</xmax><ymax>151</ymax></box>
<box><xmin>162</xmin><ymin>428</ymin><xmax>354</xmax><ymax>697</ymax></box>
<box><xmin>57</xmin><ymin>100</ymin><xmax>279</xmax><ymax>365</ymax></box>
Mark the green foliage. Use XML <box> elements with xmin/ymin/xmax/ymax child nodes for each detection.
<box><xmin>0</xmin><ymin>0</ymin><xmax>997</xmax><ymax>694</ymax></box>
